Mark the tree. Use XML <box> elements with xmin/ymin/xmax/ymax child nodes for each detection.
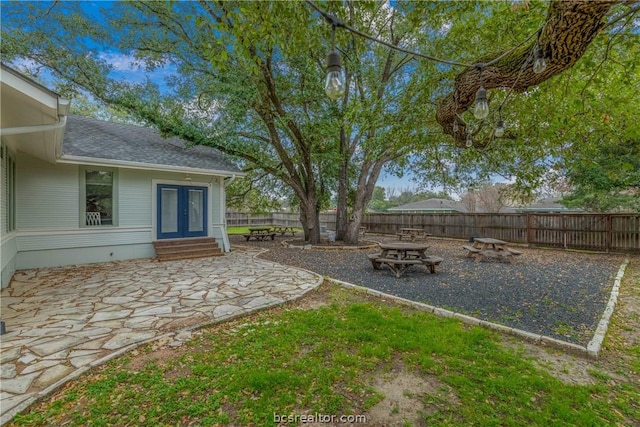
<box><xmin>561</xmin><ymin>138</ymin><xmax>640</xmax><ymax>212</ymax></box>
<box><xmin>2</xmin><ymin>1</ymin><xmax>340</xmax><ymax>243</ymax></box>
<box><xmin>433</xmin><ymin>0</ymin><xmax>638</xmax><ymax>146</ymax></box>
<box><xmin>367</xmin><ymin>186</ymin><xmax>391</xmax><ymax>212</ymax></box>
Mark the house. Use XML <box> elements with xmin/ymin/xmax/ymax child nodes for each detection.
<box><xmin>0</xmin><ymin>63</ymin><xmax>243</xmax><ymax>288</ymax></box>
<box><xmin>387</xmin><ymin>198</ymin><xmax>466</xmax><ymax>213</ymax></box>
<box><xmin>513</xmin><ymin>197</ymin><xmax>583</xmax><ymax>213</ymax></box>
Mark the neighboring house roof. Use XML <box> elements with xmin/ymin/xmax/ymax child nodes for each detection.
<box><xmin>514</xmin><ymin>197</ymin><xmax>582</xmax><ymax>213</ymax></box>
<box><xmin>60</xmin><ymin>115</ymin><xmax>242</xmax><ymax>176</ymax></box>
<box><xmin>388</xmin><ymin>198</ymin><xmax>466</xmax><ymax>213</ymax></box>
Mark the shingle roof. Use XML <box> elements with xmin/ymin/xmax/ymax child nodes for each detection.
<box><xmin>62</xmin><ymin>115</ymin><xmax>241</xmax><ymax>174</ymax></box>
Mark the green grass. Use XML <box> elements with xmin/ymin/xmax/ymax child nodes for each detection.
<box><xmin>11</xmin><ymin>283</ymin><xmax>640</xmax><ymax>427</ymax></box>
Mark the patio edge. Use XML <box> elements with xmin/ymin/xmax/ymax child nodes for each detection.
<box><xmin>586</xmin><ymin>258</ymin><xmax>630</xmax><ymax>358</ymax></box>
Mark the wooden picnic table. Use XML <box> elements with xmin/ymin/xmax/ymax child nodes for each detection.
<box><xmin>463</xmin><ymin>237</ymin><xmax>523</xmax><ymax>263</ymax></box>
<box><xmin>396</xmin><ymin>228</ymin><xmax>431</xmax><ymax>241</ymax></box>
<box><xmin>243</xmin><ymin>226</ymin><xmax>277</xmax><ymax>241</ymax></box>
<box><xmin>367</xmin><ymin>242</ymin><xmax>443</xmax><ymax>277</ymax></box>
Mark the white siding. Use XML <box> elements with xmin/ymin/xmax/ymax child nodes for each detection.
<box><xmin>17</xmin><ymin>153</ymin><xmax>79</xmax><ymax>229</ymax></box>
<box><xmin>211</xmin><ymin>176</ymin><xmax>223</xmax><ymax>225</ymax></box>
<box><xmin>119</xmin><ymin>169</ymin><xmax>153</xmax><ymax>227</ymax></box>
<box><xmin>1</xmin><ymin>144</ymin><xmax>6</xmax><ymax>235</ymax></box>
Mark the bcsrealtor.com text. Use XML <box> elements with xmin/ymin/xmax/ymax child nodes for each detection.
<box><xmin>273</xmin><ymin>413</ymin><xmax>367</xmax><ymax>424</ymax></box>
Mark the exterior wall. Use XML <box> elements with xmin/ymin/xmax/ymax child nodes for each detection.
<box><xmin>9</xmin><ymin>153</ymin><xmax>228</xmax><ymax>275</ymax></box>
<box><xmin>17</xmin><ymin>153</ymin><xmax>79</xmax><ymax>229</ymax></box>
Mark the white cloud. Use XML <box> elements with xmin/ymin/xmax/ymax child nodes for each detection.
<box><xmin>98</xmin><ymin>51</ymin><xmax>140</xmax><ymax>71</ymax></box>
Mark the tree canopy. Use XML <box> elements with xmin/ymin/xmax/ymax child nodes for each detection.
<box><xmin>2</xmin><ymin>0</ymin><xmax>638</xmax><ymax>241</ymax></box>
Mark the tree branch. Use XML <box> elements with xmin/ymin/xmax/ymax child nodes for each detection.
<box><xmin>436</xmin><ymin>0</ymin><xmax>621</xmax><ymax>146</ymax></box>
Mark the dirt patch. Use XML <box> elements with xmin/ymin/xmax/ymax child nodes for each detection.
<box><xmin>502</xmin><ymin>338</ymin><xmax>601</xmax><ymax>385</ymax></box>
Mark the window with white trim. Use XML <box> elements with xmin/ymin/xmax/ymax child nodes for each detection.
<box><xmin>80</xmin><ymin>167</ymin><xmax>118</xmax><ymax>226</ymax></box>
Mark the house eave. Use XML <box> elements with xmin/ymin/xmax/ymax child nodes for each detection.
<box><xmin>56</xmin><ymin>154</ymin><xmax>246</xmax><ymax>177</ymax></box>
<box><xmin>1</xmin><ymin>63</ymin><xmax>70</xmax><ymax>163</ymax></box>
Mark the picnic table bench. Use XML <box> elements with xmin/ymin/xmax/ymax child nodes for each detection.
<box><xmin>396</xmin><ymin>228</ymin><xmax>431</xmax><ymax>241</ymax></box>
<box><xmin>243</xmin><ymin>226</ymin><xmax>277</xmax><ymax>241</ymax></box>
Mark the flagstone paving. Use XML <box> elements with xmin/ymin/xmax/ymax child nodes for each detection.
<box><xmin>0</xmin><ymin>246</ymin><xmax>322</xmax><ymax>424</ymax></box>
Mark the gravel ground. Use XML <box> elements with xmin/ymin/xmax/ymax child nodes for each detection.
<box><xmin>230</xmin><ymin>234</ymin><xmax>626</xmax><ymax>346</ymax></box>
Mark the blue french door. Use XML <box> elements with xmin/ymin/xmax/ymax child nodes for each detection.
<box><xmin>157</xmin><ymin>185</ymin><xmax>207</xmax><ymax>239</ymax></box>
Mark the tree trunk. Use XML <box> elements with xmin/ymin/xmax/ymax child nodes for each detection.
<box><xmin>436</xmin><ymin>0</ymin><xmax>618</xmax><ymax>146</ymax></box>
<box><xmin>299</xmin><ymin>195</ymin><xmax>321</xmax><ymax>244</ymax></box>
<box><xmin>335</xmin><ymin>129</ymin><xmax>349</xmax><ymax>241</ymax></box>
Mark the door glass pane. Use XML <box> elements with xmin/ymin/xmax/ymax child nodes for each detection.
<box><xmin>161</xmin><ymin>188</ymin><xmax>179</xmax><ymax>233</ymax></box>
<box><xmin>188</xmin><ymin>189</ymin><xmax>204</xmax><ymax>232</ymax></box>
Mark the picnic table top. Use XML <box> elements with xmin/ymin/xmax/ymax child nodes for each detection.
<box><xmin>379</xmin><ymin>241</ymin><xmax>431</xmax><ymax>251</ymax></box>
<box><xmin>248</xmin><ymin>226</ymin><xmax>272</xmax><ymax>231</ymax></box>
<box><xmin>473</xmin><ymin>237</ymin><xmax>507</xmax><ymax>245</ymax></box>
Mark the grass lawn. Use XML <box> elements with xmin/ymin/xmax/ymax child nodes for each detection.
<box><xmin>10</xmin><ymin>261</ymin><xmax>640</xmax><ymax>426</ymax></box>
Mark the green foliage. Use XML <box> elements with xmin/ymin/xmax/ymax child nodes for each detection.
<box><xmin>561</xmin><ymin>139</ymin><xmax>640</xmax><ymax>212</ymax></box>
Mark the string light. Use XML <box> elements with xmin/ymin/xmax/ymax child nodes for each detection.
<box><xmin>324</xmin><ymin>24</ymin><xmax>345</xmax><ymax>100</ymax></box>
<box><xmin>495</xmin><ymin>118</ymin><xmax>505</xmax><ymax>137</ymax></box>
<box><xmin>473</xmin><ymin>65</ymin><xmax>489</xmax><ymax>120</ymax></box>
<box><xmin>495</xmin><ymin>107</ymin><xmax>505</xmax><ymax>137</ymax></box>
<box><xmin>532</xmin><ymin>44</ymin><xmax>547</xmax><ymax>74</ymax></box>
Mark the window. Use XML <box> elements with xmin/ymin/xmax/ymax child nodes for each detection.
<box><xmin>81</xmin><ymin>167</ymin><xmax>117</xmax><ymax>226</ymax></box>
<box><xmin>2</xmin><ymin>145</ymin><xmax>16</xmax><ymax>232</ymax></box>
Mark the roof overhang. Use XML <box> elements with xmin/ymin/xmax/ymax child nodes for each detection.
<box><xmin>56</xmin><ymin>154</ymin><xmax>246</xmax><ymax>178</ymax></box>
<box><xmin>0</xmin><ymin>63</ymin><xmax>70</xmax><ymax>163</ymax></box>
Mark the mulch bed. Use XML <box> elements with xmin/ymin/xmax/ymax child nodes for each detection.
<box><xmin>229</xmin><ymin>234</ymin><xmax>625</xmax><ymax>346</ymax></box>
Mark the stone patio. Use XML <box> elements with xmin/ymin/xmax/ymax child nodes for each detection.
<box><xmin>0</xmin><ymin>246</ymin><xmax>322</xmax><ymax>424</ymax></box>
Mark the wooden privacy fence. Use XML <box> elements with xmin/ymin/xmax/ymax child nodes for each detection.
<box><xmin>362</xmin><ymin>213</ymin><xmax>640</xmax><ymax>253</ymax></box>
<box><xmin>226</xmin><ymin>212</ymin><xmax>640</xmax><ymax>253</ymax></box>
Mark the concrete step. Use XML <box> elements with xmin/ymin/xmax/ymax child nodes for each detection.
<box><xmin>153</xmin><ymin>237</ymin><xmax>216</xmax><ymax>247</ymax></box>
<box><xmin>153</xmin><ymin>238</ymin><xmax>223</xmax><ymax>261</ymax></box>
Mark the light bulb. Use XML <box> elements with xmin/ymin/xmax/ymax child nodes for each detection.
<box><xmin>325</xmin><ymin>50</ymin><xmax>345</xmax><ymax>100</ymax></box>
<box><xmin>495</xmin><ymin>119</ymin><xmax>505</xmax><ymax>138</ymax></box>
<box><xmin>473</xmin><ymin>86</ymin><xmax>489</xmax><ymax>120</ymax></box>
<box><xmin>466</xmin><ymin>134</ymin><xmax>473</xmax><ymax>147</ymax></box>
<box><xmin>325</xmin><ymin>71</ymin><xmax>345</xmax><ymax>99</ymax></box>
<box><xmin>533</xmin><ymin>47</ymin><xmax>546</xmax><ymax>74</ymax></box>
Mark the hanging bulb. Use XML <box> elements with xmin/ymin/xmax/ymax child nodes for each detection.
<box><xmin>495</xmin><ymin>119</ymin><xmax>505</xmax><ymax>138</ymax></box>
<box><xmin>473</xmin><ymin>86</ymin><xmax>489</xmax><ymax>120</ymax></box>
<box><xmin>466</xmin><ymin>133</ymin><xmax>473</xmax><ymax>147</ymax></box>
<box><xmin>453</xmin><ymin>121</ymin><xmax>459</xmax><ymax>133</ymax></box>
<box><xmin>533</xmin><ymin>46</ymin><xmax>546</xmax><ymax>74</ymax></box>
<box><xmin>325</xmin><ymin>50</ymin><xmax>345</xmax><ymax>100</ymax></box>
